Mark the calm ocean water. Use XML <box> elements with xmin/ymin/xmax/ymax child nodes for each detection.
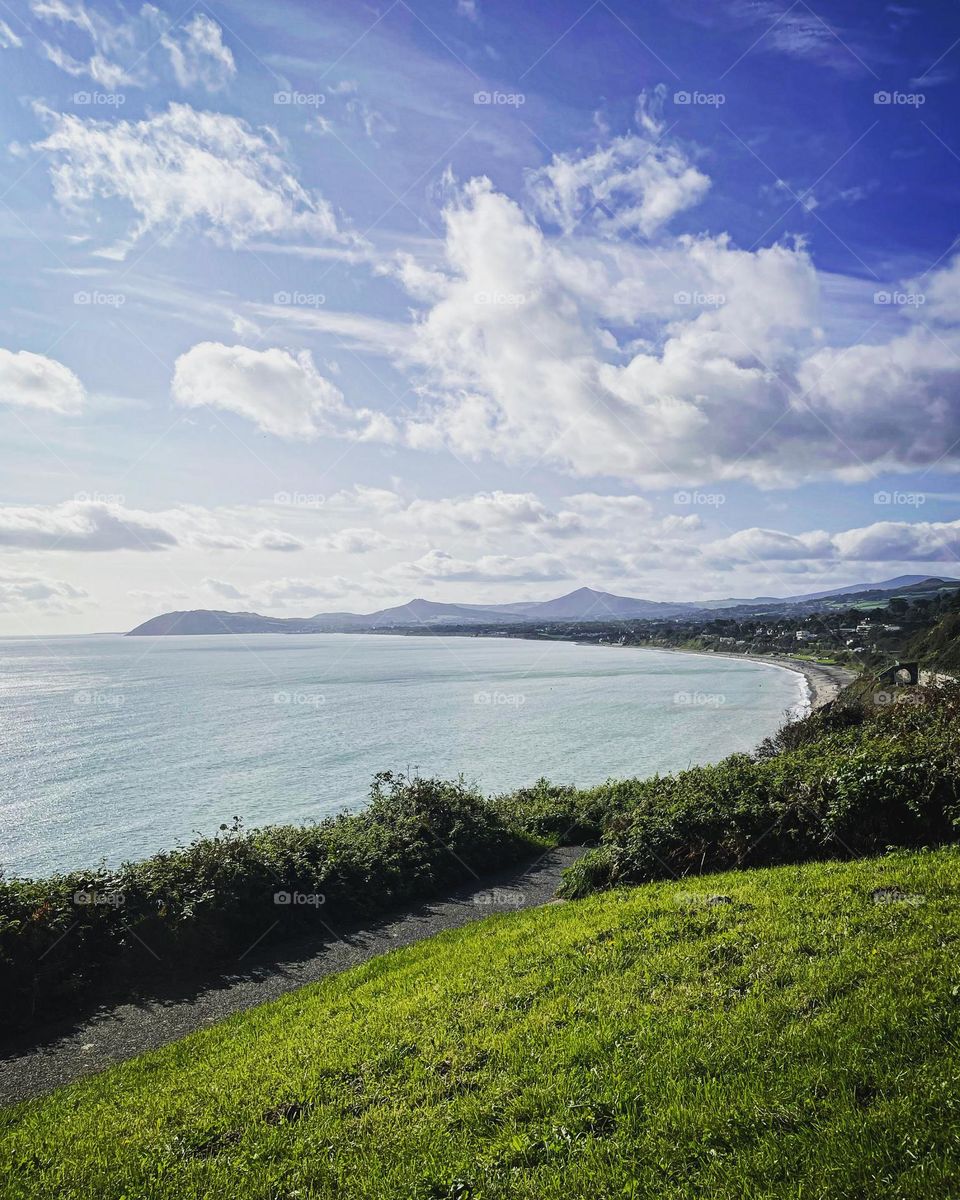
<box><xmin>0</xmin><ymin>633</ymin><xmax>804</xmax><ymax>877</ymax></box>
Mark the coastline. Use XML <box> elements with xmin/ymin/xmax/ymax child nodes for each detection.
<box><xmin>606</xmin><ymin>643</ymin><xmax>855</xmax><ymax>715</ymax></box>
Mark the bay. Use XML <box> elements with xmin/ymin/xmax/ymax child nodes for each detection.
<box><xmin>0</xmin><ymin>633</ymin><xmax>804</xmax><ymax>876</ymax></box>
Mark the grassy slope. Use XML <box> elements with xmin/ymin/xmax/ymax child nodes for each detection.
<box><xmin>4</xmin><ymin>848</ymin><xmax>960</xmax><ymax>1200</ymax></box>
<box><xmin>907</xmin><ymin>611</ymin><xmax>960</xmax><ymax>672</ymax></box>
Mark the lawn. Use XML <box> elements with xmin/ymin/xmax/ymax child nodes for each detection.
<box><xmin>3</xmin><ymin>847</ymin><xmax>960</xmax><ymax>1199</ymax></box>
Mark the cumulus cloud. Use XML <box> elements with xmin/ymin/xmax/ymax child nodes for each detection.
<box><xmin>0</xmin><ymin>501</ymin><xmax>311</xmax><ymax>555</ymax></box>
<box><xmin>162</xmin><ymin>14</ymin><xmax>236</xmax><ymax>91</ymax></box>
<box><xmin>0</xmin><ymin>570</ymin><xmax>88</xmax><ymax>612</ymax></box>
<box><xmin>0</xmin><ymin>349</ymin><xmax>85</xmax><ymax>413</ymax></box>
<box><xmin>384</xmin><ymin>145</ymin><xmax>960</xmax><ymax>487</ymax></box>
<box><xmin>255</xmin><ymin>530</ymin><xmax>304</xmax><ymax>552</ymax></box>
<box><xmin>35</xmin><ymin>103</ymin><xmax>344</xmax><ymax>257</ymax></box>
<box><xmin>406</xmin><ymin>491</ymin><xmax>583</xmax><ymax>538</ymax></box>
<box><xmin>0</xmin><ymin>501</ymin><xmax>177</xmax><ymax>552</ymax></box>
<box><xmin>320</xmin><ymin>528</ymin><xmax>396</xmax><ymax>554</ymax></box>
<box><xmin>396</xmin><ymin>549</ymin><xmax>572</xmax><ymax>583</ymax></box>
<box><xmin>527</xmin><ymin>91</ymin><xmax>710</xmax><ymax>238</ymax></box>
<box><xmin>705</xmin><ymin>519</ymin><xmax>960</xmax><ymax>565</ymax></box>
<box><xmin>172</xmin><ymin>343</ymin><xmax>350</xmax><ymax>439</ymax></box>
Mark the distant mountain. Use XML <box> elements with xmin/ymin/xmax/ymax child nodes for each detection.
<box><xmin>501</xmin><ymin>586</ymin><xmax>694</xmax><ymax>620</ymax></box>
<box><xmin>781</xmin><ymin>575</ymin><xmax>957</xmax><ymax>603</ymax></box>
<box><xmin>127</xmin><ymin>610</ymin><xmax>322</xmax><ymax>636</ymax></box>
<box><xmin>127</xmin><ymin>577</ymin><xmax>960</xmax><ymax>635</ymax></box>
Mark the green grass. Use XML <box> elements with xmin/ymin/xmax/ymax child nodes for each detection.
<box><xmin>4</xmin><ymin>847</ymin><xmax>960</xmax><ymax>1199</ymax></box>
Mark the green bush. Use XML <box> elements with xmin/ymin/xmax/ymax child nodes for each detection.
<box><xmin>560</xmin><ymin>683</ymin><xmax>960</xmax><ymax>897</ymax></box>
<box><xmin>0</xmin><ymin>774</ymin><xmax>540</xmax><ymax>1030</ymax></box>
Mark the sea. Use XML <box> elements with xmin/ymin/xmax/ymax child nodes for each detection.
<box><xmin>0</xmin><ymin>633</ymin><xmax>806</xmax><ymax>877</ymax></box>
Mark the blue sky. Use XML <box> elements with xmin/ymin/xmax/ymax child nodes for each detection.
<box><xmin>1</xmin><ymin>0</ymin><xmax>959</xmax><ymax>632</ymax></box>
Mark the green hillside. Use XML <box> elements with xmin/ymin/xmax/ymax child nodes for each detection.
<box><xmin>4</xmin><ymin>848</ymin><xmax>960</xmax><ymax>1200</ymax></box>
<box><xmin>906</xmin><ymin>610</ymin><xmax>960</xmax><ymax>673</ymax></box>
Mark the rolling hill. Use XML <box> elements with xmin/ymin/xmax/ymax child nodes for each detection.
<box><xmin>127</xmin><ymin>577</ymin><xmax>959</xmax><ymax>635</ymax></box>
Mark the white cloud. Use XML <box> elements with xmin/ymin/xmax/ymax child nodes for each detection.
<box><xmin>385</xmin><ymin>148</ymin><xmax>960</xmax><ymax>487</ymax></box>
<box><xmin>527</xmin><ymin>89</ymin><xmax>710</xmax><ymax>238</ymax></box>
<box><xmin>0</xmin><ymin>501</ymin><xmax>312</xmax><ymax>555</ymax></box>
<box><xmin>204</xmin><ymin>578</ymin><xmax>246</xmax><ymax>601</ymax></box>
<box><xmin>255</xmin><ymin>530</ymin><xmax>304</xmax><ymax>552</ymax></box>
<box><xmin>396</xmin><ymin>549</ymin><xmax>572</xmax><ymax>583</ymax></box>
<box><xmin>40</xmin><ymin>40</ymin><xmax>134</xmax><ymax>88</ymax></box>
<box><xmin>172</xmin><ymin>343</ymin><xmax>349</xmax><ymax>439</ymax></box>
<box><xmin>32</xmin><ymin>0</ymin><xmax>137</xmax><ymax>87</ymax></box>
<box><xmin>705</xmin><ymin>519</ymin><xmax>960</xmax><ymax>565</ymax></box>
<box><xmin>162</xmin><ymin>14</ymin><xmax>236</xmax><ymax>91</ymax></box>
<box><xmin>320</xmin><ymin>528</ymin><xmax>396</xmax><ymax>554</ymax></box>
<box><xmin>35</xmin><ymin>103</ymin><xmax>343</xmax><ymax>257</ymax></box>
<box><xmin>0</xmin><ymin>501</ymin><xmax>178</xmax><ymax>552</ymax></box>
<box><xmin>30</xmin><ymin>0</ymin><xmax>96</xmax><ymax>36</ymax></box>
<box><xmin>0</xmin><ymin>570</ymin><xmax>88</xmax><ymax>612</ymax></box>
<box><xmin>406</xmin><ymin>491</ymin><xmax>583</xmax><ymax>538</ymax></box>
<box><xmin>0</xmin><ymin>18</ymin><xmax>23</xmax><ymax>48</ymax></box>
<box><xmin>0</xmin><ymin>349</ymin><xmax>85</xmax><ymax>414</ymax></box>
<box><xmin>204</xmin><ymin>575</ymin><xmax>355</xmax><ymax>609</ymax></box>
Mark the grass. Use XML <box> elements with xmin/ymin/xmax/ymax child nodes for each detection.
<box><xmin>4</xmin><ymin>846</ymin><xmax>960</xmax><ymax>1199</ymax></box>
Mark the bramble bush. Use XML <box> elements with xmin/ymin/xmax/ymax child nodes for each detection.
<box><xmin>559</xmin><ymin>683</ymin><xmax>960</xmax><ymax>898</ymax></box>
<box><xmin>0</xmin><ymin>773</ymin><xmax>540</xmax><ymax>1030</ymax></box>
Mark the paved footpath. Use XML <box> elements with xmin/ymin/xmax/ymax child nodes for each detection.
<box><xmin>0</xmin><ymin>846</ymin><xmax>584</xmax><ymax>1107</ymax></box>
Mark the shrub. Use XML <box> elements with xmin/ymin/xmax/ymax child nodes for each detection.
<box><xmin>0</xmin><ymin>775</ymin><xmax>539</xmax><ymax>1030</ymax></box>
<box><xmin>562</xmin><ymin>683</ymin><xmax>960</xmax><ymax>895</ymax></box>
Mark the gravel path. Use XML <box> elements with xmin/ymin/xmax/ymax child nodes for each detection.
<box><xmin>0</xmin><ymin>847</ymin><xmax>585</xmax><ymax>1108</ymax></box>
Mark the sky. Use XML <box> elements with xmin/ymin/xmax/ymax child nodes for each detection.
<box><xmin>1</xmin><ymin>0</ymin><xmax>960</xmax><ymax>633</ymax></box>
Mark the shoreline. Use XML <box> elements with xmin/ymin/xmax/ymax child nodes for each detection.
<box><xmin>603</xmin><ymin>643</ymin><xmax>855</xmax><ymax>714</ymax></box>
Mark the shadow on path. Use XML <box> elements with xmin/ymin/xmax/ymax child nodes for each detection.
<box><xmin>0</xmin><ymin>846</ymin><xmax>584</xmax><ymax>1107</ymax></box>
